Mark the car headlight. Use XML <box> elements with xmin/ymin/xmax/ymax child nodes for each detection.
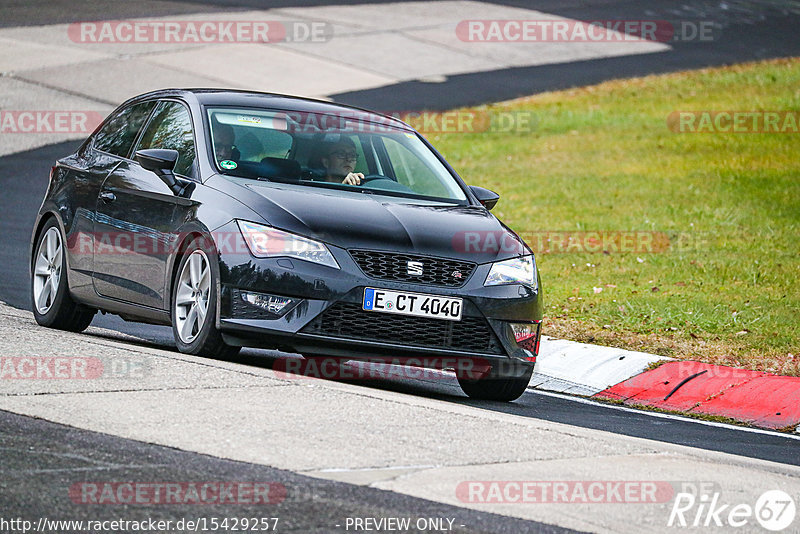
<box><xmin>236</xmin><ymin>220</ymin><xmax>339</xmax><ymax>269</ymax></box>
<box><xmin>484</xmin><ymin>255</ymin><xmax>537</xmax><ymax>289</ymax></box>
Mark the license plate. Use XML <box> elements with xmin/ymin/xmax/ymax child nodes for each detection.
<box><xmin>363</xmin><ymin>288</ymin><xmax>462</xmax><ymax>321</ymax></box>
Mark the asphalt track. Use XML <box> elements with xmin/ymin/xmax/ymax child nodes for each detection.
<box><xmin>5</xmin><ymin>1</ymin><xmax>800</xmax><ymax>109</ymax></box>
<box><xmin>2</xmin><ymin>140</ymin><xmax>800</xmax><ymax>469</ymax></box>
<box><xmin>6</xmin><ymin>0</ymin><xmax>788</xmax><ymax>110</ymax></box>
<box><xmin>333</xmin><ymin>1</ymin><xmax>800</xmax><ymax>110</ymax></box>
<box><xmin>2</xmin><ymin>1</ymin><xmax>800</xmax><ymax>531</ymax></box>
<box><xmin>0</xmin><ymin>410</ymin><xmax>576</xmax><ymax>534</ymax></box>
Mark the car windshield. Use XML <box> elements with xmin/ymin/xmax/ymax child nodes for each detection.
<box><xmin>206</xmin><ymin>107</ymin><xmax>467</xmax><ymax>203</ymax></box>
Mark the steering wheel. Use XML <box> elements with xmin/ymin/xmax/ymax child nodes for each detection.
<box><xmin>359</xmin><ymin>174</ymin><xmax>393</xmax><ymax>184</ymax></box>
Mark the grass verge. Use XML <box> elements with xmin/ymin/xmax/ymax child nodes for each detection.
<box><xmin>432</xmin><ymin>58</ymin><xmax>800</xmax><ymax>375</ymax></box>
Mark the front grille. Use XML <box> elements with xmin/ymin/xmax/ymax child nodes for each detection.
<box><xmin>302</xmin><ymin>302</ymin><xmax>504</xmax><ymax>354</ymax></box>
<box><xmin>349</xmin><ymin>250</ymin><xmax>475</xmax><ymax>287</ymax></box>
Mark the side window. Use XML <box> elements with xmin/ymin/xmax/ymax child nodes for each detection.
<box><xmin>136</xmin><ymin>101</ymin><xmax>196</xmax><ymax>177</ymax></box>
<box><xmin>351</xmin><ymin>136</ymin><xmax>369</xmax><ymax>175</ymax></box>
<box><xmin>93</xmin><ymin>101</ymin><xmax>155</xmax><ymax>158</ymax></box>
<box><xmin>382</xmin><ymin>137</ymin><xmax>449</xmax><ymax>198</ymax></box>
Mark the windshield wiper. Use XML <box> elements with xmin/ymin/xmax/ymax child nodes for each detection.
<box><xmin>256</xmin><ymin>175</ymin><xmax>299</xmax><ymax>183</ymax></box>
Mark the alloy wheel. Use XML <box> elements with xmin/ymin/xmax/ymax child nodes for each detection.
<box><xmin>174</xmin><ymin>249</ymin><xmax>211</xmax><ymax>343</ymax></box>
<box><xmin>32</xmin><ymin>227</ymin><xmax>63</xmax><ymax>314</ymax></box>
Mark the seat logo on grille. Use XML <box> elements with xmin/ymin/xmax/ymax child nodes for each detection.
<box><xmin>407</xmin><ymin>261</ymin><xmax>424</xmax><ymax>276</ymax></box>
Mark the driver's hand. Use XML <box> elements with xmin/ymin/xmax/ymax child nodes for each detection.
<box><xmin>341</xmin><ymin>172</ymin><xmax>364</xmax><ymax>185</ymax></box>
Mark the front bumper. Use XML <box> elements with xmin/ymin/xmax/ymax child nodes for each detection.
<box><xmin>214</xmin><ymin>221</ymin><xmax>543</xmax><ymax>367</ymax></box>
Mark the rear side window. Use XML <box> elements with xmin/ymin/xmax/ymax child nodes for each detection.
<box><xmin>93</xmin><ymin>101</ymin><xmax>155</xmax><ymax>157</ymax></box>
<box><xmin>136</xmin><ymin>101</ymin><xmax>196</xmax><ymax>177</ymax></box>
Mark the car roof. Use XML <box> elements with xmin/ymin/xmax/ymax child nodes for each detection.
<box><xmin>125</xmin><ymin>88</ymin><xmax>414</xmax><ymax>132</ymax></box>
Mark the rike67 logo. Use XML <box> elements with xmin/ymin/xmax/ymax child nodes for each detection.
<box><xmin>669</xmin><ymin>487</ymin><xmax>796</xmax><ymax>531</ymax></box>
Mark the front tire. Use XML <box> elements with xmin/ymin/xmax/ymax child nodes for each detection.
<box><xmin>457</xmin><ymin>363</ymin><xmax>534</xmax><ymax>402</ymax></box>
<box><xmin>31</xmin><ymin>219</ymin><xmax>95</xmax><ymax>332</ymax></box>
<box><xmin>171</xmin><ymin>240</ymin><xmax>240</xmax><ymax>359</ymax></box>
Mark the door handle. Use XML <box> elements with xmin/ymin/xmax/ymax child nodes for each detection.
<box><xmin>99</xmin><ymin>191</ymin><xmax>116</xmax><ymax>203</ymax></box>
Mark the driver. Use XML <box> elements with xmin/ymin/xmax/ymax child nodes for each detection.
<box><xmin>213</xmin><ymin>122</ymin><xmax>238</xmax><ymax>163</ymax></box>
<box><xmin>320</xmin><ymin>138</ymin><xmax>363</xmax><ymax>185</ymax></box>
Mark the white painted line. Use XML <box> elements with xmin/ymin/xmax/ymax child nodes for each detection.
<box><xmin>313</xmin><ymin>464</ymin><xmax>438</xmax><ymax>473</ymax></box>
<box><xmin>531</xmin><ymin>389</ymin><xmax>800</xmax><ymax>441</ymax></box>
<box><xmin>528</xmin><ymin>374</ymin><xmax>599</xmax><ymax>396</ymax></box>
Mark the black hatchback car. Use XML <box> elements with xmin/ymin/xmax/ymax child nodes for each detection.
<box><xmin>30</xmin><ymin>89</ymin><xmax>542</xmax><ymax>401</ymax></box>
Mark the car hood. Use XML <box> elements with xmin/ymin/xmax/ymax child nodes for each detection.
<box><xmin>234</xmin><ymin>181</ymin><xmax>526</xmax><ymax>264</ymax></box>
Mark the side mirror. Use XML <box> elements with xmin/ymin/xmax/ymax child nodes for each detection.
<box><xmin>469</xmin><ymin>185</ymin><xmax>500</xmax><ymax>210</ymax></box>
<box><xmin>135</xmin><ymin>149</ymin><xmax>195</xmax><ymax>198</ymax></box>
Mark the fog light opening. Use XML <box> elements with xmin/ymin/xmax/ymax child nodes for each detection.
<box><xmin>509</xmin><ymin>321</ymin><xmax>542</xmax><ymax>362</ymax></box>
<box><xmin>240</xmin><ymin>291</ymin><xmax>296</xmax><ymax>316</ymax></box>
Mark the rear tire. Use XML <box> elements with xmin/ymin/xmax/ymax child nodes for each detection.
<box><xmin>31</xmin><ymin>219</ymin><xmax>95</xmax><ymax>332</ymax></box>
<box><xmin>171</xmin><ymin>239</ymin><xmax>240</xmax><ymax>360</ymax></box>
<box><xmin>457</xmin><ymin>363</ymin><xmax>534</xmax><ymax>402</ymax></box>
